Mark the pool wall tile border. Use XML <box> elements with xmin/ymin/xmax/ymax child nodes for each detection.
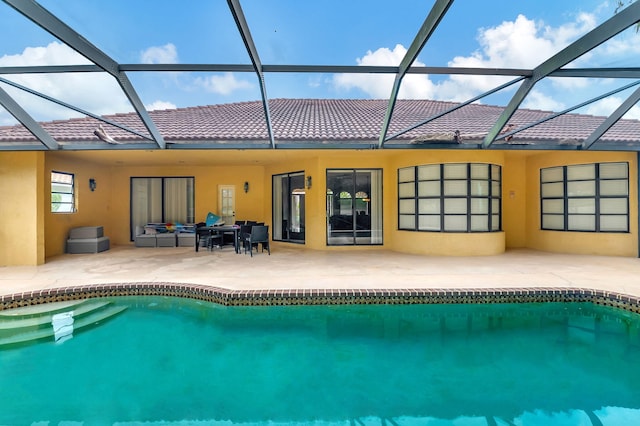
<box><xmin>2</xmin><ymin>283</ymin><xmax>640</xmax><ymax>314</ymax></box>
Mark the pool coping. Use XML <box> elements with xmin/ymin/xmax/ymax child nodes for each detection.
<box><xmin>2</xmin><ymin>283</ymin><xmax>640</xmax><ymax>313</ymax></box>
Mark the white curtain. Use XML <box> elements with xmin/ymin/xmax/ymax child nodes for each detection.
<box><xmin>131</xmin><ymin>178</ymin><xmax>162</xmax><ymax>237</ymax></box>
<box><xmin>272</xmin><ymin>176</ymin><xmax>283</xmax><ymax>240</ymax></box>
<box><xmin>130</xmin><ymin>177</ymin><xmax>194</xmax><ymax>240</ymax></box>
<box><xmin>164</xmin><ymin>178</ymin><xmax>193</xmax><ymax>223</ymax></box>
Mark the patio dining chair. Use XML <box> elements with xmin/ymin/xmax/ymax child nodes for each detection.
<box><xmin>243</xmin><ymin>225</ymin><xmax>270</xmax><ymax>257</ymax></box>
<box><xmin>222</xmin><ymin>220</ymin><xmax>244</xmax><ymax>247</ymax></box>
<box><xmin>195</xmin><ymin>225</ymin><xmax>223</xmax><ymax>251</ymax></box>
<box><xmin>238</xmin><ymin>224</ymin><xmax>253</xmax><ymax>252</ymax></box>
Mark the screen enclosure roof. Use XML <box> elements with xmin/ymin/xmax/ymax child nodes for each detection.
<box><xmin>0</xmin><ymin>0</ymin><xmax>640</xmax><ymax>152</ymax></box>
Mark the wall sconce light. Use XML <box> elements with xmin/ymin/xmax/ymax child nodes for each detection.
<box><xmin>306</xmin><ymin>176</ymin><xmax>312</xmax><ymax>189</ymax></box>
<box><xmin>244</xmin><ymin>181</ymin><xmax>249</xmax><ymax>193</ymax></box>
<box><xmin>89</xmin><ymin>178</ymin><xmax>96</xmax><ymax>192</ymax></box>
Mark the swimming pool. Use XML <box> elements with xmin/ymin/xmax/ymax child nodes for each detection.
<box><xmin>1</xmin><ymin>295</ymin><xmax>640</xmax><ymax>425</ymax></box>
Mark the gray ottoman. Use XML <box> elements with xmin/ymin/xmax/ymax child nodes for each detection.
<box><xmin>155</xmin><ymin>233</ymin><xmax>177</xmax><ymax>247</ymax></box>
<box><xmin>134</xmin><ymin>234</ymin><xmax>157</xmax><ymax>247</ymax></box>
<box><xmin>69</xmin><ymin>226</ymin><xmax>103</xmax><ymax>239</ymax></box>
<box><xmin>177</xmin><ymin>233</ymin><xmax>196</xmax><ymax>247</ymax></box>
<box><xmin>66</xmin><ymin>226</ymin><xmax>110</xmax><ymax>254</ymax></box>
<box><xmin>66</xmin><ymin>237</ymin><xmax>110</xmax><ymax>254</ymax></box>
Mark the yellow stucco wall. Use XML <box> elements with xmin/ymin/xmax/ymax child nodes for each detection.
<box><xmin>1</xmin><ymin>148</ymin><xmax>637</xmax><ymax>265</ymax></box>
<box><xmin>268</xmin><ymin>149</ymin><xmax>508</xmax><ymax>255</ymax></box>
<box><xmin>45</xmin><ymin>154</ymin><xmax>114</xmax><ymax>257</ymax></box>
<box><xmin>264</xmin><ymin>150</ymin><xmax>391</xmax><ymax>251</ymax></box>
<box><xmin>264</xmin><ymin>155</ymin><xmax>320</xmax><ymax>248</ymax></box>
<box><xmin>313</xmin><ymin>150</ymin><xmax>389</xmax><ymax>251</ymax></box>
<box><xmin>100</xmin><ymin>163</ymin><xmax>266</xmax><ymax>247</ymax></box>
<box><xmin>45</xmin><ymin>153</ymin><xmax>267</xmax><ymax>254</ymax></box>
<box><xmin>502</xmin><ymin>152</ymin><xmax>528</xmax><ymax>248</ymax></box>
<box><xmin>525</xmin><ymin>151</ymin><xmax>637</xmax><ymax>257</ymax></box>
<box><xmin>0</xmin><ymin>152</ymin><xmax>45</xmax><ymax>266</ymax></box>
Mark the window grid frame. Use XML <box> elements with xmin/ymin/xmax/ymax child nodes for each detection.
<box><xmin>398</xmin><ymin>163</ymin><xmax>502</xmax><ymax>233</ymax></box>
<box><xmin>540</xmin><ymin>162</ymin><xmax>629</xmax><ymax>233</ymax></box>
<box><xmin>51</xmin><ymin>170</ymin><xmax>75</xmax><ymax>213</ymax></box>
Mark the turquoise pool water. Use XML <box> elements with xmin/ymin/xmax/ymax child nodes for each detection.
<box><xmin>1</xmin><ymin>297</ymin><xmax>640</xmax><ymax>425</ymax></box>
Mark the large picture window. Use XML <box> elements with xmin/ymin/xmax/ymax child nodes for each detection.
<box><xmin>398</xmin><ymin>163</ymin><xmax>501</xmax><ymax>232</ymax></box>
<box><xmin>51</xmin><ymin>171</ymin><xmax>75</xmax><ymax>213</ymax></box>
<box><xmin>540</xmin><ymin>162</ymin><xmax>629</xmax><ymax>232</ymax></box>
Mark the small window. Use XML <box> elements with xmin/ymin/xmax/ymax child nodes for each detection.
<box><xmin>51</xmin><ymin>171</ymin><xmax>75</xmax><ymax>213</ymax></box>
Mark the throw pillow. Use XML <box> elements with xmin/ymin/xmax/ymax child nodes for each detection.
<box><xmin>205</xmin><ymin>212</ymin><xmax>220</xmax><ymax>227</ymax></box>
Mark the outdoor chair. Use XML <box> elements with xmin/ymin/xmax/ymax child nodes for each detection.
<box><xmin>243</xmin><ymin>225</ymin><xmax>270</xmax><ymax>257</ymax></box>
<box><xmin>222</xmin><ymin>220</ymin><xmax>245</xmax><ymax>247</ymax></box>
<box><xmin>208</xmin><ymin>229</ymin><xmax>224</xmax><ymax>250</ymax></box>
<box><xmin>195</xmin><ymin>226</ymin><xmax>223</xmax><ymax>251</ymax></box>
<box><xmin>238</xmin><ymin>224</ymin><xmax>253</xmax><ymax>252</ymax></box>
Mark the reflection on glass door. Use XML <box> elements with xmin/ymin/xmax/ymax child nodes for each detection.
<box><xmin>272</xmin><ymin>172</ymin><xmax>305</xmax><ymax>243</ymax></box>
<box><xmin>326</xmin><ymin>169</ymin><xmax>382</xmax><ymax>245</ymax></box>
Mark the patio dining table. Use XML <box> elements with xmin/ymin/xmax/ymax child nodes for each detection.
<box><xmin>195</xmin><ymin>225</ymin><xmax>240</xmax><ymax>253</ymax></box>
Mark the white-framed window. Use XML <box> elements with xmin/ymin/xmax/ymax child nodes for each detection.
<box><xmin>51</xmin><ymin>171</ymin><xmax>75</xmax><ymax>213</ymax></box>
<box><xmin>540</xmin><ymin>162</ymin><xmax>629</xmax><ymax>232</ymax></box>
<box><xmin>398</xmin><ymin>163</ymin><xmax>501</xmax><ymax>232</ymax></box>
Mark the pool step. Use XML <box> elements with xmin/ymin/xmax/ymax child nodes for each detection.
<box><xmin>0</xmin><ymin>299</ymin><xmax>88</xmax><ymax>317</ymax></box>
<box><xmin>0</xmin><ymin>303</ymin><xmax>126</xmax><ymax>347</ymax></box>
<box><xmin>0</xmin><ymin>300</ymin><xmax>111</xmax><ymax>331</ymax></box>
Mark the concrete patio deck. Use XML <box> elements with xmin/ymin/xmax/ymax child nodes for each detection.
<box><xmin>1</xmin><ymin>244</ymin><xmax>640</xmax><ymax>299</ymax></box>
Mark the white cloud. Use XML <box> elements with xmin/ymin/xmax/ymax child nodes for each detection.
<box><xmin>333</xmin><ymin>44</ymin><xmax>436</xmax><ymax>99</ymax></box>
<box><xmin>307</xmin><ymin>75</ymin><xmax>323</xmax><ymax>88</ymax></box>
<box><xmin>192</xmin><ymin>72</ymin><xmax>253</xmax><ymax>95</ymax></box>
<box><xmin>140</xmin><ymin>45</ymin><xmax>255</xmax><ymax>98</ymax></box>
<box><xmin>0</xmin><ymin>109</ymin><xmax>15</xmax><ymax>126</ymax></box>
<box><xmin>586</xmin><ymin>97</ymin><xmax>622</xmax><ymax>116</ymax></box>
<box><xmin>0</xmin><ymin>41</ymin><xmax>256</xmax><ymax>126</ymax></box>
<box><xmin>332</xmin><ymin>10</ymin><xmax>635</xmax><ymax>114</ymax></box>
<box><xmin>466</xmin><ymin>11</ymin><xmax>595</xmax><ymax>68</ymax></box>
<box><xmin>140</xmin><ymin>43</ymin><xmax>178</xmax><ymax>64</ymax></box>
<box><xmin>446</xmin><ymin>13</ymin><xmax>597</xmax><ymax>96</ymax></box>
<box><xmin>626</xmin><ymin>106</ymin><xmax>640</xmax><ymax>120</ymax></box>
<box><xmin>146</xmin><ymin>100</ymin><xmax>177</xmax><ymax>111</ymax></box>
<box><xmin>585</xmin><ymin>96</ymin><xmax>640</xmax><ymax>120</ymax></box>
<box><xmin>521</xmin><ymin>89</ymin><xmax>565</xmax><ymax>112</ymax></box>
<box><xmin>471</xmin><ymin>15</ymin><xmax>557</xmax><ymax>68</ymax></box>
<box><xmin>0</xmin><ymin>41</ymin><xmax>91</xmax><ymax>67</ymax></box>
<box><xmin>584</xmin><ymin>33</ymin><xmax>640</xmax><ymax>67</ymax></box>
<box><xmin>0</xmin><ymin>41</ymin><xmax>132</xmax><ymax>122</ymax></box>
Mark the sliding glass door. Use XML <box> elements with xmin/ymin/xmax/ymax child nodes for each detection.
<box><xmin>326</xmin><ymin>169</ymin><xmax>382</xmax><ymax>245</ymax></box>
<box><xmin>130</xmin><ymin>177</ymin><xmax>195</xmax><ymax>240</ymax></box>
<box><xmin>272</xmin><ymin>172</ymin><xmax>306</xmax><ymax>243</ymax></box>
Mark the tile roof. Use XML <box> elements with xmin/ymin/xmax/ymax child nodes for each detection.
<box><xmin>1</xmin><ymin>98</ymin><xmax>639</xmax><ymax>149</ymax></box>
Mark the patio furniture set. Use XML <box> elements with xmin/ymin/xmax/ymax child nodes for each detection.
<box><xmin>66</xmin><ymin>221</ymin><xmax>269</xmax><ymax>257</ymax></box>
<box><xmin>197</xmin><ymin>221</ymin><xmax>270</xmax><ymax>257</ymax></box>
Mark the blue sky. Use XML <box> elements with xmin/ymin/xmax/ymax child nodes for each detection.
<box><xmin>0</xmin><ymin>0</ymin><xmax>639</xmax><ymax>125</ymax></box>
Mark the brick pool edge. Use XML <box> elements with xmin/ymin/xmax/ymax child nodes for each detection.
<box><xmin>2</xmin><ymin>283</ymin><xmax>639</xmax><ymax>314</ymax></box>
